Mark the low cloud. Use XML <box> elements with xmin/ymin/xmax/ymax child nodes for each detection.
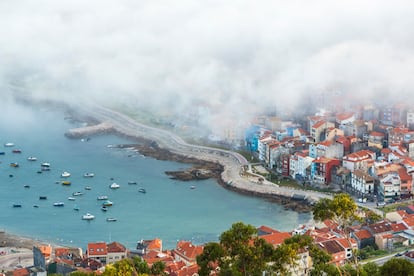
<box><xmin>2</xmin><ymin>0</ymin><xmax>414</xmax><ymax>136</ymax></box>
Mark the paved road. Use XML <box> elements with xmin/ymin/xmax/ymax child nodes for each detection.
<box><xmin>0</xmin><ymin>248</ymin><xmax>33</xmax><ymax>271</ymax></box>
<box><xmin>74</xmin><ymin>105</ymin><xmax>337</xmax><ymax>203</ymax></box>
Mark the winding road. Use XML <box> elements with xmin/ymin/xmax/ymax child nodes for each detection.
<box><xmin>74</xmin><ymin>104</ymin><xmax>333</xmax><ymax>204</ymax></box>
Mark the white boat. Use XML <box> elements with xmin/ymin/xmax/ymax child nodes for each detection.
<box><xmin>61</xmin><ymin>171</ymin><xmax>71</xmax><ymax>178</ymax></box>
<box><xmin>27</xmin><ymin>156</ymin><xmax>37</xmax><ymax>161</ymax></box>
<box><xmin>84</xmin><ymin>186</ymin><xmax>92</xmax><ymax>190</ymax></box>
<box><xmin>106</xmin><ymin>217</ymin><xmax>117</xmax><ymax>222</ymax></box>
<box><xmin>83</xmin><ymin>173</ymin><xmax>95</xmax><ymax>178</ymax></box>
<box><xmin>53</xmin><ymin>202</ymin><xmax>64</xmax><ymax>207</ymax></box>
<box><xmin>4</xmin><ymin>142</ymin><xmax>14</xmax><ymax>147</ymax></box>
<box><xmin>102</xmin><ymin>200</ymin><xmax>113</xmax><ymax>207</ymax></box>
<box><xmin>68</xmin><ymin>197</ymin><xmax>76</xmax><ymax>201</ymax></box>
<box><xmin>109</xmin><ymin>183</ymin><xmax>120</xmax><ymax>189</ymax></box>
<box><xmin>97</xmin><ymin>195</ymin><xmax>108</xmax><ymax>200</ymax></box>
<box><xmin>72</xmin><ymin>191</ymin><xmax>83</xmax><ymax>196</ymax></box>
<box><xmin>41</xmin><ymin>162</ymin><xmax>50</xmax><ymax>167</ymax></box>
<box><xmin>82</xmin><ymin>213</ymin><xmax>95</xmax><ymax>220</ymax></box>
<box><xmin>138</xmin><ymin>188</ymin><xmax>146</xmax><ymax>194</ymax></box>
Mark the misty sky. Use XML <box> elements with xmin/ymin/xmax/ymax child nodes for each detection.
<box><xmin>2</xmin><ymin>1</ymin><xmax>414</xmax><ymax>134</ymax></box>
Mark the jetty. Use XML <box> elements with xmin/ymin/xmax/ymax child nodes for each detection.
<box><xmin>65</xmin><ymin>122</ymin><xmax>114</xmax><ymax>138</ymax></box>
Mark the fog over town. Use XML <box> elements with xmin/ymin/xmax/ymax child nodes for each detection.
<box><xmin>2</xmin><ymin>0</ymin><xmax>414</xmax><ymax>135</ymax></box>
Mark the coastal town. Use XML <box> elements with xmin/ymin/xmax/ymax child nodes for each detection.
<box><xmin>3</xmin><ymin>100</ymin><xmax>414</xmax><ymax>275</ymax></box>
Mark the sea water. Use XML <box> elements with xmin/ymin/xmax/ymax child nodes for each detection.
<box><xmin>0</xmin><ymin>101</ymin><xmax>310</xmax><ymax>250</ymax></box>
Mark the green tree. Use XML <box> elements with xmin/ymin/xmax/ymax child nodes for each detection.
<box><xmin>380</xmin><ymin>258</ymin><xmax>414</xmax><ymax>276</ymax></box>
<box><xmin>313</xmin><ymin>193</ymin><xmax>362</xmax><ymax>275</ymax></box>
<box><xmin>197</xmin><ymin>242</ymin><xmax>225</xmax><ymax>276</ymax></box>
<box><xmin>132</xmin><ymin>256</ymin><xmax>150</xmax><ymax>274</ymax></box>
<box><xmin>150</xmin><ymin>261</ymin><xmax>166</xmax><ymax>276</ymax></box>
<box><xmin>361</xmin><ymin>262</ymin><xmax>380</xmax><ymax>276</ymax></box>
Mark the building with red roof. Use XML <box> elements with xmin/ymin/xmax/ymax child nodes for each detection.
<box><xmin>87</xmin><ymin>242</ymin><xmax>108</xmax><ymax>264</ymax></box>
<box><xmin>172</xmin><ymin>241</ymin><xmax>204</xmax><ymax>266</ymax></box>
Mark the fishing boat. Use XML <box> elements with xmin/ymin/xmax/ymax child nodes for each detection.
<box><xmin>106</xmin><ymin>217</ymin><xmax>117</xmax><ymax>222</ymax></box>
<box><xmin>53</xmin><ymin>202</ymin><xmax>65</xmax><ymax>207</ymax></box>
<box><xmin>109</xmin><ymin>183</ymin><xmax>120</xmax><ymax>189</ymax></box>
<box><xmin>97</xmin><ymin>195</ymin><xmax>108</xmax><ymax>200</ymax></box>
<box><xmin>83</xmin><ymin>173</ymin><xmax>95</xmax><ymax>178</ymax></box>
<box><xmin>61</xmin><ymin>181</ymin><xmax>71</xmax><ymax>185</ymax></box>
<box><xmin>72</xmin><ymin>191</ymin><xmax>83</xmax><ymax>196</ymax></box>
<box><xmin>82</xmin><ymin>213</ymin><xmax>95</xmax><ymax>220</ymax></box>
<box><xmin>138</xmin><ymin>188</ymin><xmax>146</xmax><ymax>194</ymax></box>
<box><xmin>27</xmin><ymin>156</ymin><xmax>37</xmax><ymax>161</ymax></box>
<box><xmin>61</xmin><ymin>171</ymin><xmax>71</xmax><ymax>178</ymax></box>
<box><xmin>4</xmin><ymin>142</ymin><xmax>14</xmax><ymax>147</ymax></box>
<box><xmin>10</xmin><ymin>162</ymin><xmax>19</xmax><ymax>167</ymax></box>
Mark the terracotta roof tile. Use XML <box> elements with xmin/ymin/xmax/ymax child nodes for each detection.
<box><xmin>353</xmin><ymin>229</ymin><xmax>373</xmax><ymax>240</ymax></box>
<box><xmin>87</xmin><ymin>242</ymin><xmax>107</xmax><ymax>256</ymax></box>
<box><xmin>260</xmin><ymin>232</ymin><xmax>292</xmax><ymax>247</ymax></box>
<box><xmin>391</xmin><ymin>222</ymin><xmax>408</xmax><ymax>232</ymax></box>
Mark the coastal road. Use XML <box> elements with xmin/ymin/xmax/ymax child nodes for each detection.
<box><xmin>74</xmin><ymin>104</ymin><xmax>333</xmax><ymax>204</ymax></box>
<box><xmin>0</xmin><ymin>248</ymin><xmax>33</xmax><ymax>271</ymax></box>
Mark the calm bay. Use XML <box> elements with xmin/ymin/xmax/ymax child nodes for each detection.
<box><xmin>0</xmin><ymin>101</ymin><xmax>310</xmax><ymax>250</ymax></box>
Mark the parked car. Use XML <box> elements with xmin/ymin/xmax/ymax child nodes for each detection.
<box><xmin>358</xmin><ymin>198</ymin><xmax>367</xmax><ymax>203</ymax></box>
<box><xmin>377</xmin><ymin>201</ymin><xmax>386</xmax><ymax>207</ymax></box>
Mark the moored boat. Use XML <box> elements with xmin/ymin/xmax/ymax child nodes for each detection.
<box><xmin>12</xmin><ymin>149</ymin><xmax>22</xmax><ymax>153</ymax></box>
<box><xmin>61</xmin><ymin>171</ymin><xmax>71</xmax><ymax>178</ymax></box>
<box><xmin>97</xmin><ymin>195</ymin><xmax>108</xmax><ymax>200</ymax></box>
<box><xmin>128</xmin><ymin>181</ymin><xmax>137</xmax><ymax>185</ymax></box>
<box><xmin>41</xmin><ymin>162</ymin><xmax>51</xmax><ymax>167</ymax></box>
<box><xmin>68</xmin><ymin>197</ymin><xmax>76</xmax><ymax>201</ymax></box>
<box><xmin>138</xmin><ymin>188</ymin><xmax>146</xmax><ymax>194</ymax></box>
<box><xmin>102</xmin><ymin>200</ymin><xmax>113</xmax><ymax>207</ymax></box>
<box><xmin>85</xmin><ymin>186</ymin><xmax>92</xmax><ymax>190</ymax></box>
<box><xmin>4</xmin><ymin>142</ymin><xmax>14</xmax><ymax>147</ymax></box>
<box><xmin>61</xmin><ymin>181</ymin><xmax>71</xmax><ymax>185</ymax></box>
<box><xmin>27</xmin><ymin>156</ymin><xmax>37</xmax><ymax>161</ymax></box>
<box><xmin>109</xmin><ymin>183</ymin><xmax>120</xmax><ymax>189</ymax></box>
<box><xmin>53</xmin><ymin>202</ymin><xmax>65</xmax><ymax>207</ymax></box>
<box><xmin>33</xmin><ymin>205</ymin><xmax>39</xmax><ymax>208</ymax></box>
<box><xmin>101</xmin><ymin>206</ymin><xmax>108</xmax><ymax>212</ymax></box>
<box><xmin>23</xmin><ymin>185</ymin><xmax>30</xmax><ymax>188</ymax></box>
<box><xmin>39</xmin><ymin>196</ymin><xmax>47</xmax><ymax>200</ymax></box>
<box><xmin>10</xmin><ymin>162</ymin><xmax>19</xmax><ymax>167</ymax></box>
<box><xmin>0</xmin><ymin>152</ymin><xmax>5</xmax><ymax>155</ymax></box>
<box><xmin>12</xmin><ymin>204</ymin><xmax>22</xmax><ymax>208</ymax></box>
<box><xmin>83</xmin><ymin>173</ymin><xmax>95</xmax><ymax>178</ymax></box>
<box><xmin>72</xmin><ymin>191</ymin><xmax>83</xmax><ymax>196</ymax></box>
<box><xmin>106</xmin><ymin>217</ymin><xmax>117</xmax><ymax>222</ymax></box>
<box><xmin>82</xmin><ymin>213</ymin><xmax>95</xmax><ymax>220</ymax></box>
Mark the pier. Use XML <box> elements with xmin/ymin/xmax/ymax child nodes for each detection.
<box><xmin>64</xmin><ymin>122</ymin><xmax>114</xmax><ymax>138</ymax></box>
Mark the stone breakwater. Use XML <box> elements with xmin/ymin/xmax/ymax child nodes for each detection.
<box><xmin>64</xmin><ymin>122</ymin><xmax>114</xmax><ymax>138</ymax></box>
<box><xmin>67</xmin><ymin>104</ymin><xmax>332</xmax><ymax>211</ymax></box>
